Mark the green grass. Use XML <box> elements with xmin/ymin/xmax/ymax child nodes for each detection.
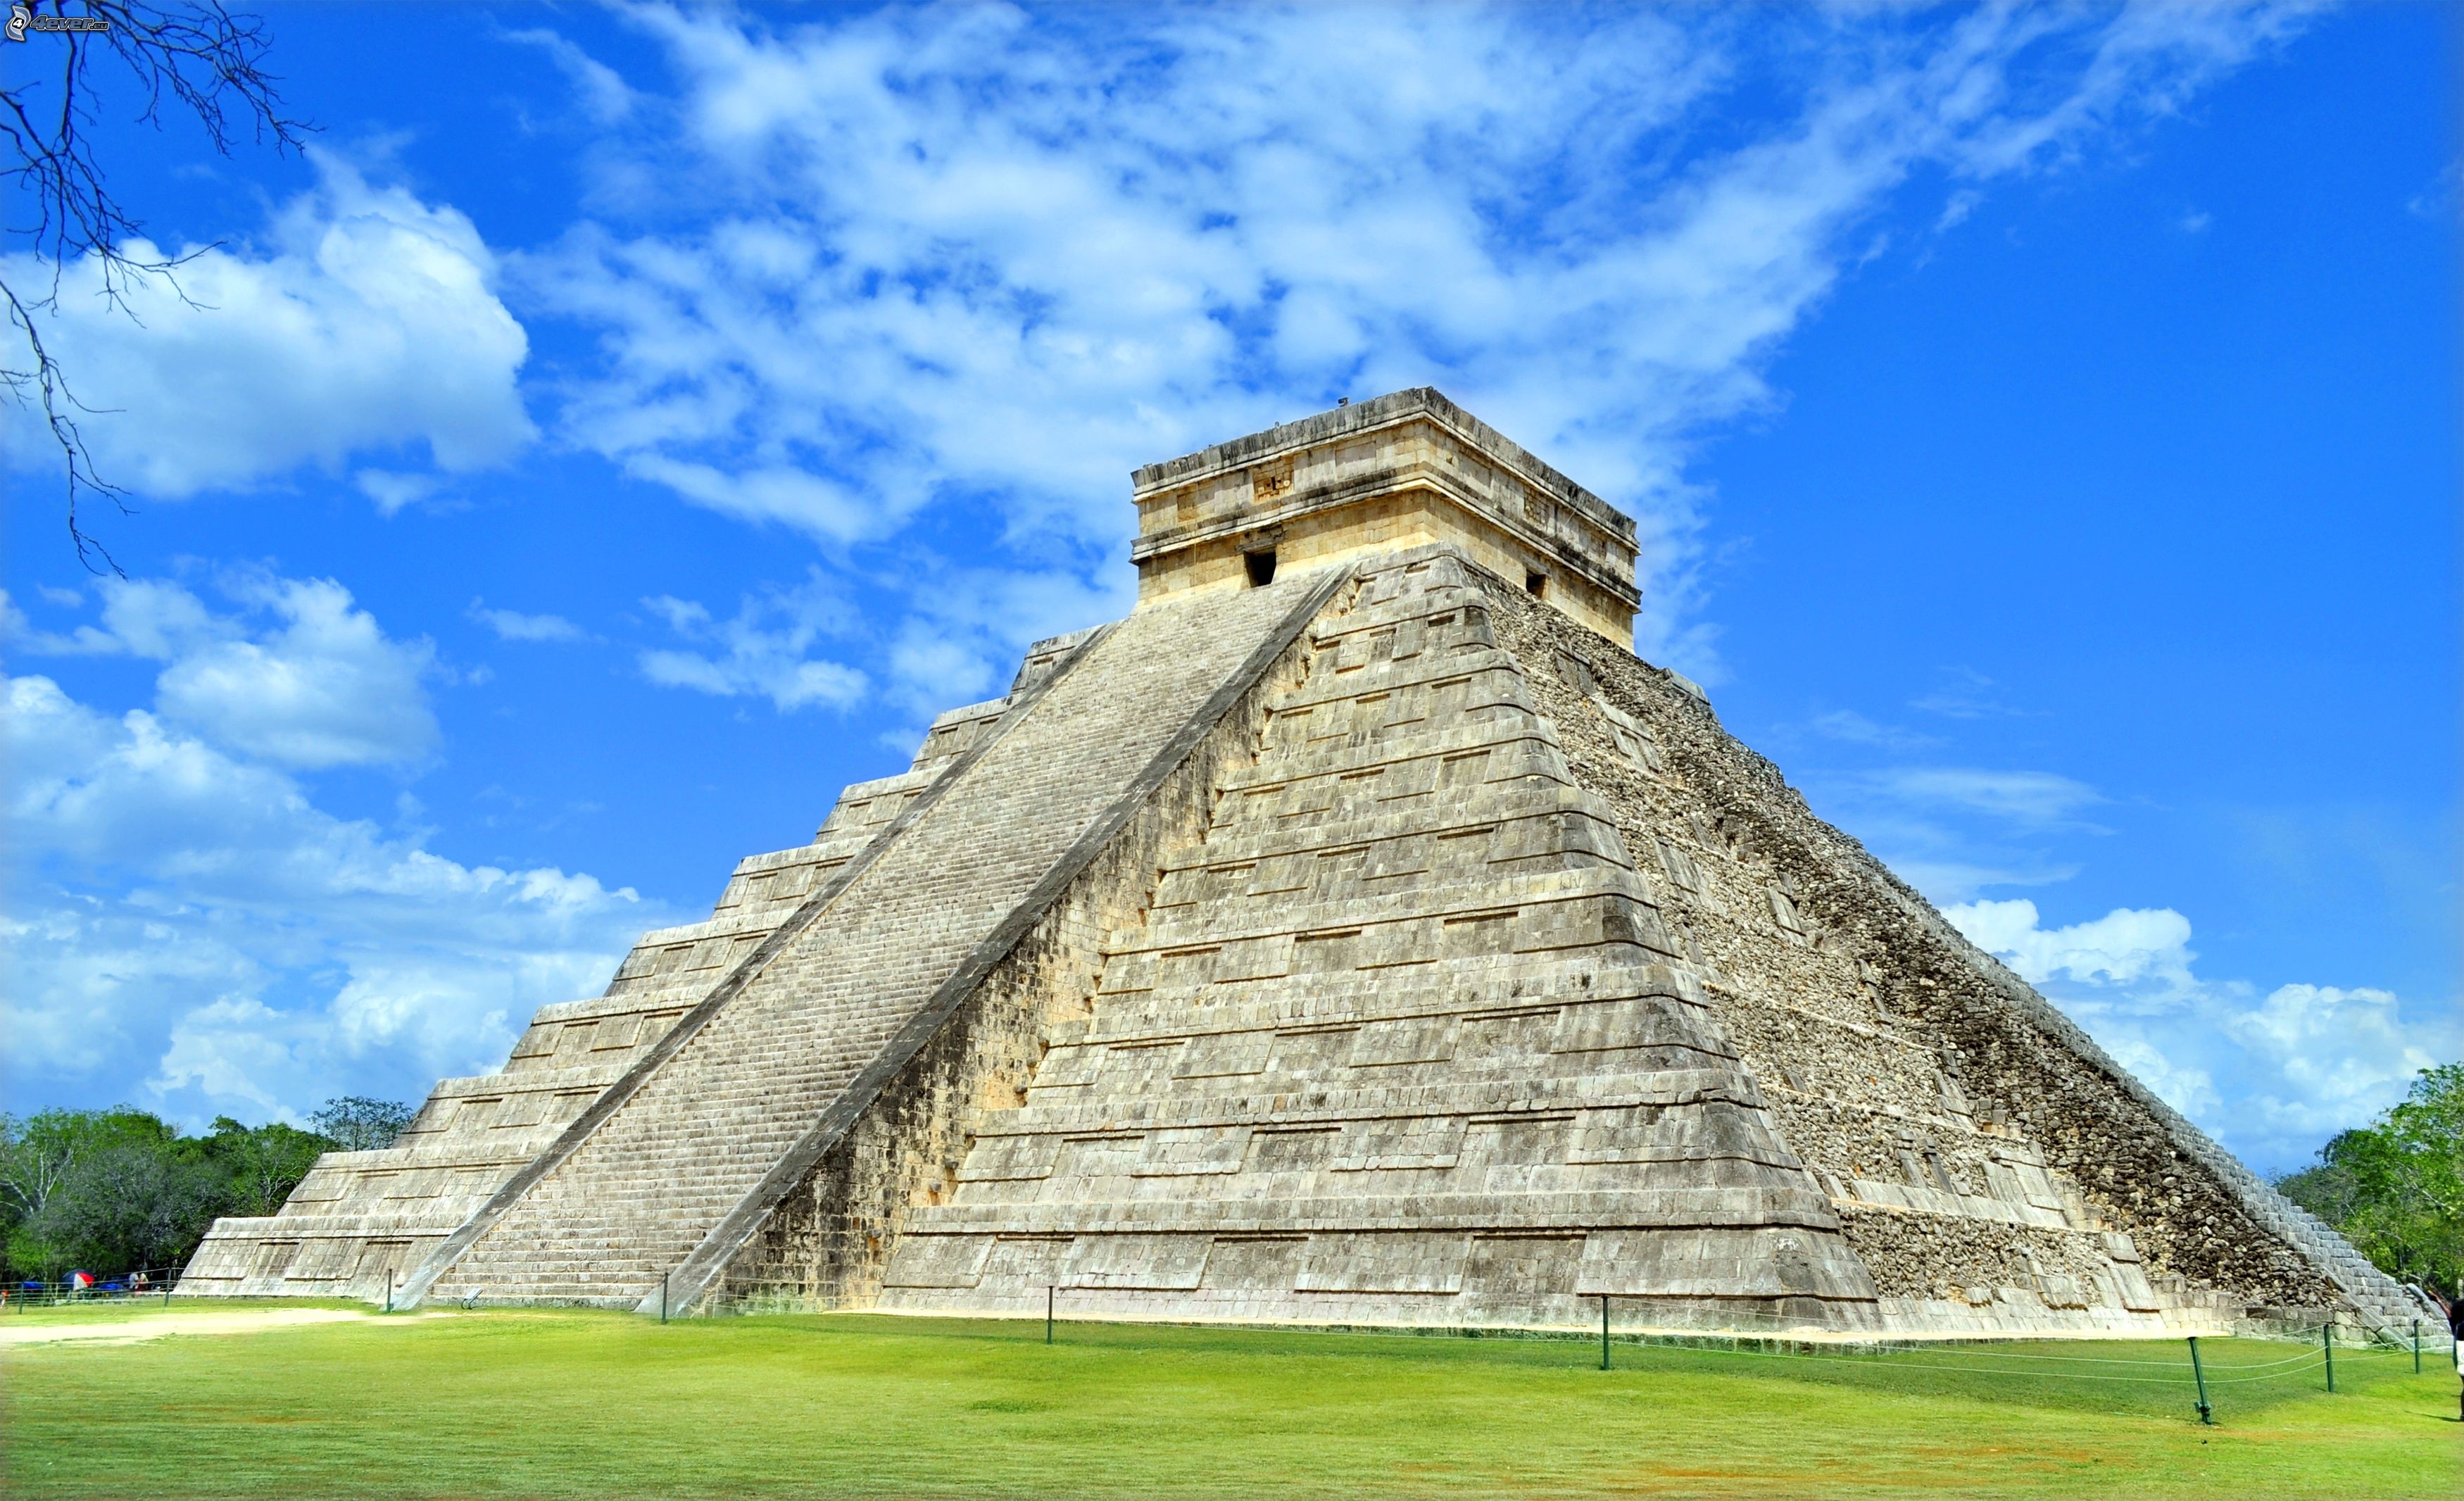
<box><xmin>5</xmin><ymin>1307</ymin><xmax>2456</xmax><ymax>1499</ymax></box>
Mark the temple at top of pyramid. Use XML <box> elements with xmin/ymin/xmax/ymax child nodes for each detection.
<box><xmin>1128</xmin><ymin>387</ymin><xmax>1640</xmax><ymax>643</ymax></box>
<box><xmin>183</xmin><ymin>390</ymin><xmax>2434</xmax><ymax>1341</ymax></box>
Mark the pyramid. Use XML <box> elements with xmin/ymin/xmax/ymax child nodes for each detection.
<box><xmin>183</xmin><ymin>390</ymin><xmax>2434</xmax><ymax>1339</ymax></box>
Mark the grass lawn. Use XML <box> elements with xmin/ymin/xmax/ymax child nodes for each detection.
<box><xmin>4</xmin><ymin>1305</ymin><xmax>2455</xmax><ymax>1499</ymax></box>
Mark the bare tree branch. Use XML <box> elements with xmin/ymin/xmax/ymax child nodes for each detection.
<box><xmin>2</xmin><ymin>1</ymin><xmax>312</xmax><ymax>571</ymax></box>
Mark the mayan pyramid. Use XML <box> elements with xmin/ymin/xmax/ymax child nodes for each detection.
<box><xmin>184</xmin><ymin>389</ymin><xmax>2434</xmax><ymax>1339</ymax></box>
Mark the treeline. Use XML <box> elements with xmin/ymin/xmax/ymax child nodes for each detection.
<box><xmin>2277</xmin><ymin>1062</ymin><xmax>2463</xmax><ymax>1329</ymax></box>
<box><xmin>1</xmin><ymin>1098</ymin><xmax>413</xmax><ymax>1282</ymax></box>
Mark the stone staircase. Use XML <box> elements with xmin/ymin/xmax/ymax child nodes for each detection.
<box><xmin>880</xmin><ymin>553</ymin><xmax>1883</xmax><ymax>1331</ymax></box>
<box><xmin>180</xmin><ymin>751</ymin><xmax>963</xmax><ymax>1299</ymax></box>
<box><xmin>2271</xmin><ymin>1193</ymin><xmax>2444</xmax><ymax>1336</ymax></box>
<box><xmin>415</xmin><ymin>573</ymin><xmax>1341</xmax><ymax>1308</ymax></box>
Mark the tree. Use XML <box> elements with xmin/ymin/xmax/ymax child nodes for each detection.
<box><xmin>0</xmin><ymin>1107</ymin><xmax>171</xmax><ymax>1224</ymax></box>
<box><xmin>2279</xmin><ymin>1062</ymin><xmax>2464</xmax><ymax>1329</ymax></box>
<box><xmin>4</xmin><ymin>1</ymin><xmax>308</xmax><ymax>569</ymax></box>
<box><xmin>206</xmin><ymin>1115</ymin><xmax>329</xmax><ymax>1217</ymax></box>
<box><xmin>1</xmin><ymin>1106</ymin><xmax>354</xmax><ymax>1280</ymax></box>
<box><xmin>2</xmin><ymin>1107</ymin><xmax>189</xmax><ymax>1278</ymax></box>
<box><xmin>25</xmin><ymin>1139</ymin><xmax>224</xmax><ymax>1275</ymax></box>
<box><xmin>309</xmin><ymin>1096</ymin><xmax>414</xmax><ymax>1153</ymax></box>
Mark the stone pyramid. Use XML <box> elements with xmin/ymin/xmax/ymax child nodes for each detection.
<box><xmin>184</xmin><ymin>390</ymin><xmax>2434</xmax><ymax>1339</ymax></box>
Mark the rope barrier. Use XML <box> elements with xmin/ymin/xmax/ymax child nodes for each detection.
<box><xmin>1002</xmin><ymin>1298</ymin><xmax>2453</xmax><ymax>1425</ymax></box>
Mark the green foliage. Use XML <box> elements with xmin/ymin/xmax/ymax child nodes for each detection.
<box><xmin>207</xmin><ymin>1117</ymin><xmax>333</xmax><ymax>1217</ymax></box>
<box><xmin>25</xmin><ymin>1141</ymin><xmax>225</xmax><ymax>1276</ymax></box>
<box><xmin>2277</xmin><ymin>1062</ymin><xmax>2464</xmax><ymax>1321</ymax></box>
<box><xmin>310</xmin><ymin>1095</ymin><xmax>415</xmax><ymax>1153</ymax></box>
<box><xmin>0</xmin><ymin>1107</ymin><xmax>178</xmax><ymax>1275</ymax></box>
<box><xmin>0</xmin><ymin>1097</ymin><xmax>407</xmax><ymax>1281</ymax></box>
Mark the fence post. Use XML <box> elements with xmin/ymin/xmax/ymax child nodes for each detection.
<box><xmin>1046</xmin><ymin>1285</ymin><xmax>1055</xmax><ymax>1345</ymax></box>
<box><xmin>2187</xmin><ymin>1337</ymin><xmax>2213</xmax><ymax>1426</ymax></box>
<box><xmin>2322</xmin><ymin>1321</ymin><xmax>2334</xmax><ymax>1393</ymax></box>
<box><xmin>385</xmin><ymin>1269</ymin><xmax>394</xmax><ymax>1314</ymax></box>
<box><xmin>2188</xmin><ymin>1340</ymin><xmax>2227</xmax><ymax>1419</ymax></box>
<box><xmin>1600</xmin><ymin>1295</ymin><xmax>1611</xmax><ymax>1371</ymax></box>
<box><xmin>163</xmin><ymin>1269</ymin><xmax>172</xmax><ymax>1307</ymax></box>
<box><xmin>660</xmin><ymin>1271</ymin><xmax>670</xmax><ymax>1324</ymax></box>
<box><xmin>2416</xmin><ymin>1320</ymin><xmax>2423</xmax><ymax>1376</ymax></box>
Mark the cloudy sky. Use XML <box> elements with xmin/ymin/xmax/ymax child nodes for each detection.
<box><xmin>3</xmin><ymin>1</ymin><xmax>2453</xmax><ymax>1174</ymax></box>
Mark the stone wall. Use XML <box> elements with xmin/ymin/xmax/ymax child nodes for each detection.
<box><xmin>186</xmin><ymin>527</ymin><xmax>2427</xmax><ymax>1337</ymax></box>
<box><xmin>872</xmin><ymin>550</ymin><xmax>1885</xmax><ymax>1333</ymax></box>
<box><xmin>708</xmin><ymin>582</ymin><xmax>1338</xmax><ymax>1310</ymax></box>
<box><xmin>1483</xmin><ymin>568</ymin><xmax>2426</xmax><ymax>1332</ymax></box>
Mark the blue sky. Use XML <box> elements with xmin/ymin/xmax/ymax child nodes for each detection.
<box><xmin>3</xmin><ymin>1</ymin><xmax>2453</xmax><ymax>1174</ymax></box>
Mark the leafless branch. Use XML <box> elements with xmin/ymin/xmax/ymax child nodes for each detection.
<box><xmin>2</xmin><ymin>1</ymin><xmax>312</xmax><ymax>570</ymax></box>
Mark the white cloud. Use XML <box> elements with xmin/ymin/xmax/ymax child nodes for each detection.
<box><xmin>354</xmin><ymin>470</ymin><xmax>445</xmax><ymax>515</ymax></box>
<box><xmin>19</xmin><ymin>573</ymin><xmax>441</xmax><ymax>770</ymax></box>
<box><xmin>1795</xmin><ymin>761</ymin><xmax>2101</xmax><ymax>903</ymax></box>
<box><xmin>2220</xmin><ymin>984</ymin><xmax>2444</xmax><ymax>1146</ymax></box>
<box><xmin>1810</xmin><ymin>709</ymin><xmax>1940</xmax><ymax>753</ymax></box>
<box><xmin>636</xmin><ymin>571</ymin><xmax>869</xmax><ymax>712</ymax></box>
<box><xmin>1944</xmin><ymin>897</ymin><xmax>2454</xmax><ymax>1170</ymax></box>
<box><xmin>470</xmin><ymin>598</ymin><xmax>591</xmax><ymax>643</ymax></box>
<box><xmin>3</xmin><ymin>151</ymin><xmax>534</xmax><ymax>501</ymax></box>
<box><xmin>2</xmin><ymin>670</ymin><xmax>661</xmax><ymax>1126</ymax></box>
<box><xmin>2407</xmin><ymin>158</ymin><xmax>2460</xmax><ymax>220</ymax></box>
<box><xmin>1910</xmin><ymin>666</ymin><xmax>2038</xmax><ymax>720</ymax></box>
<box><xmin>879</xmin><ymin>563</ymin><xmax>1131</xmax><ymax>720</ymax></box>
<box><xmin>1947</xmin><ymin>897</ymin><xmax>2195</xmax><ymax>989</ymax></box>
<box><xmin>501</xmin><ymin>25</ymin><xmax>636</xmax><ymax>125</ymax></box>
<box><xmin>153</xmin><ymin>578</ymin><xmax>439</xmax><ymax>769</ymax></box>
<box><xmin>1871</xmin><ymin>768</ymin><xmax>2106</xmax><ymax>828</ymax></box>
<box><xmin>508</xmin><ymin>2</ymin><xmax>2314</xmax><ymax>680</ymax></box>
<box><xmin>1882</xmin><ymin>858</ymin><xmax>2083</xmax><ymax>905</ymax></box>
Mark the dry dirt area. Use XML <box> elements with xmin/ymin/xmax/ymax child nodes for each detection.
<box><xmin>0</xmin><ymin>1307</ymin><xmax>428</xmax><ymax>1345</ymax></box>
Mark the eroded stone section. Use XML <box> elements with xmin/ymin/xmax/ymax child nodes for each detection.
<box><xmin>879</xmin><ymin>553</ymin><xmax>1880</xmax><ymax>1331</ymax></box>
<box><xmin>1483</xmin><ymin>572</ymin><xmax>2425</xmax><ymax>1336</ymax></box>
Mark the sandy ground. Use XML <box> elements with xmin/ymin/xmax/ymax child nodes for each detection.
<box><xmin>0</xmin><ymin>1307</ymin><xmax>417</xmax><ymax>1345</ymax></box>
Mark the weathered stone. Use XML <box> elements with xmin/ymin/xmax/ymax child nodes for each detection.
<box><xmin>182</xmin><ymin>391</ymin><xmax>2435</xmax><ymax>1340</ymax></box>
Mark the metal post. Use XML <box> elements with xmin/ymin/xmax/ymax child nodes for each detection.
<box><xmin>2416</xmin><ymin>1320</ymin><xmax>2424</xmax><ymax>1375</ymax></box>
<box><xmin>1045</xmin><ymin>1285</ymin><xmax>1055</xmax><ymax>1345</ymax></box>
<box><xmin>2322</xmin><ymin>1321</ymin><xmax>2334</xmax><ymax>1393</ymax></box>
<box><xmin>163</xmin><ymin>1269</ymin><xmax>171</xmax><ymax>1307</ymax></box>
<box><xmin>1600</xmin><ymin>1295</ymin><xmax>1611</xmax><ymax>1371</ymax></box>
<box><xmin>385</xmin><ymin>1269</ymin><xmax>394</xmax><ymax>1314</ymax></box>
<box><xmin>2187</xmin><ymin>1338</ymin><xmax>2213</xmax><ymax>1426</ymax></box>
<box><xmin>660</xmin><ymin>1272</ymin><xmax>670</xmax><ymax>1324</ymax></box>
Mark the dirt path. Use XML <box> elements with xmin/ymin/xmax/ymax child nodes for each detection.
<box><xmin>0</xmin><ymin>1307</ymin><xmax>422</xmax><ymax>1345</ymax></box>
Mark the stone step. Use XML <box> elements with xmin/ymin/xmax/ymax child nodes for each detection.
<box><xmin>408</xmin><ymin>574</ymin><xmax>1332</xmax><ymax>1307</ymax></box>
